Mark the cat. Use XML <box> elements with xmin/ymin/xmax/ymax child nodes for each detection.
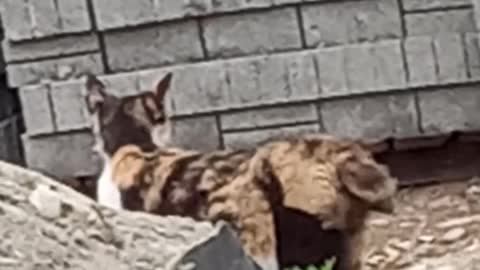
<box><xmin>84</xmin><ymin>73</ymin><xmax>398</xmax><ymax>270</ymax></box>
<box><xmin>84</xmin><ymin>72</ymin><xmax>173</xmax><ymax>210</ymax></box>
<box><xmin>109</xmin><ymin>134</ymin><xmax>397</xmax><ymax>270</ymax></box>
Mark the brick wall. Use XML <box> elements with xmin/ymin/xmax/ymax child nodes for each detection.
<box><xmin>1</xmin><ymin>0</ymin><xmax>480</xmax><ymax>179</ymax></box>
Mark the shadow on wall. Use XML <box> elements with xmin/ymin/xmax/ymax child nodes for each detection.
<box><xmin>0</xmin><ymin>18</ymin><xmax>26</xmax><ymax>166</ymax></box>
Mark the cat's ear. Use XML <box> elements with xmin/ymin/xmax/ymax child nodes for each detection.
<box><xmin>153</xmin><ymin>72</ymin><xmax>173</xmax><ymax>106</ymax></box>
<box><xmin>85</xmin><ymin>74</ymin><xmax>106</xmax><ymax>113</ymax></box>
<box><xmin>111</xmin><ymin>145</ymin><xmax>146</xmax><ymax>190</ymax></box>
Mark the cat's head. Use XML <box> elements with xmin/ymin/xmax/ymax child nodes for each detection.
<box><xmin>84</xmin><ymin>72</ymin><xmax>173</xmax><ymax>158</ymax></box>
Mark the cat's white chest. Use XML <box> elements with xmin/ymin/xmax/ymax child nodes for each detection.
<box><xmin>96</xmin><ymin>160</ymin><xmax>123</xmax><ymax>210</ymax></box>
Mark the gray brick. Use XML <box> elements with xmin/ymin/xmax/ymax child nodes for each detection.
<box><xmin>171</xmin><ymin>116</ymin><xmax>220</xmax><ymax>151</ymax></box>
<box><xmin>405</xmin><ymin>9</ymin><xmax>476</xmax><ymax>36</ymax></box>
<box><xmin>104</xmin><ymin>20</ymin><xmax>203</xmax><ymax>72</ymax></box>
<box><xmin>223</xmin><ymin>124</ymin><xmax>319</xmax><ymax>150</ymax></box>
<box><xmin>301</xmin><ymin>0</ymin><xmax>401</xmax><ymax>47</ymax></box>
<box><xmin>433</xmin><ymin>34</ymin><xmax>468</xmax><ymax>84</ymax></box>
<box><xmin>402</xmin><ymin>0</ymin><xmax>471</xmax><ymax>11</ymax></box>
<box><xmin>50</xmin><ymin>80</ymin><xmax>89</xmax><ymax>132</ymax></box>
<box><xmin>315</xmin><ymin>46</ymin><xmax>348</xmax><ymax>97</ymax></box>
<box><xmin>2</xmin><ymin>34</ymin><xmax>99</xmax><ymax>63</ymax></box>
<box><xmin>167</xmin><ymin>51</ymin><xmax>318</xmax><ymax>115</ymax></box>
<box><xmin>321</xmin><ymin>94</ymin><xmax>419</xmax><ymax>141</ymax></box>
<box><xmin>0</xmin><ymin>0</ymin><xmax>91</xmax><ymax>41</ymax></box>
<box><xmin>91</xmin><ymin>0</ymin><xmax>158</xmax><ymax>30</ymax></box>
<box><xmin>418</xmin><ymin>86</ymin><xmax>480</xmax><ymax>135</ymax></box>
<box><xmin>18</xmin><ymin>84</ymin><xmax>55</xmax><ymax>135</ymax></box>
<box><xmin>22</xmin><ymin>132</ymin><xmax>101</xmax><ymax>179</ymax></box>
<box><xmin>202</xmin><ymin>7</ymin><xmax>301</xmax><ymax>58</ymax></box>
<box><xmin>220</xmin><ymin>104</ymin><xmax>318</xmax><ymax>130</ymax></box>
<box><xmin>465</xmin><ymin>33</ymin><xmax>480</xmax><ymax>79</ymax></box>
<box><xmin>342</xmin><ymin>40</ymin><xmax>405</xmax><ymax>96</ymax></box>
<box><xmin>7</xmin><ymin>53</ymin><xmax>104</xmax><ymax>88</ymax></box>
<box><xmin>160</xmin><ymin>62</ymin><xmax>230</xmax><ymax>116</ymax></box>
<box><xmin>0</xmin><ymin>116</ymin><xmax>24</xmax><ymax>165</ymax></box>
<box><xmin>404</xmin><ymin>36</ymin><xmax>437</xmax><ymax>87</ymax></box>
<box><xmin>100</xmin><ymin>72</ymin><xmax>141</xmax><ymax>96</ymax></box>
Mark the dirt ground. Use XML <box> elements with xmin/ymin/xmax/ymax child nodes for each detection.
<box><xmin>362</xmin><ymin>178</ymin><xmax>480</xmax><ymax>270</ymax></box>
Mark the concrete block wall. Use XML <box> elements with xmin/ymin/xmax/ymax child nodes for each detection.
<box><xmin>1</xmin><ymin>0</ymin><xmax>480</xmax><ymax>179</ymax></box>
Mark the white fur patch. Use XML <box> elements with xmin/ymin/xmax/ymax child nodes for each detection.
<box><xmin>96</xmin><ymin>158</ymin><xmax>123</xmax><ymax>210</ymax></box>
<box><xmin>151</xmin><ymin>121</ymin><xmax>172</xmax><ymax>148</ymax></box>
<box><xmin>252</xmin><ymin>254</ymin><xmax>279</xmax><ymax>270</ymax></box>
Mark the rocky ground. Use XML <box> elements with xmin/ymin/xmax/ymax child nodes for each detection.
<box><xmin>363</xmin><ymin>178</ymin><xmax>480</xmax><ymax>270</ymax></box>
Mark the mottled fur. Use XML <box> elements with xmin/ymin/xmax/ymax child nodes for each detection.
<box><xmin>110</xmin><ymin>135</ymin><xmax>397</xmax><ymax>270</ymax></box>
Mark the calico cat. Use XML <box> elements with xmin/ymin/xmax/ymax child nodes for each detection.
<box><xmin>84</xmin><ymin>74</ymin><xmax>398</xmax><ymax>270</ymax></box>
<box><xmin>84</xmin><ymin>72</ymin><xmax>173</xmax><ymax>210</ymax></box>
<box><xmin>109</xmin><ymin>134</ymin><xmax>397</xmax><ymax>270</ymax></box>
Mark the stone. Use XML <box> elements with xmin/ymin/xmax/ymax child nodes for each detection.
<box><xmin>7</xmin><ymin>54</ymin><xmax>104</xmax><ymax>88</ymax></box>
<box><xmin>402</xmin><ymin>0</ymin><xmax>471</xmax><ymax>11</ymax></box>
<box><xmin>0</xmin><ymin>0</ymin><xmax>91</xmax><ymax>41</ymax></box>
<box><xmin>28</xmin><ymin>184</ymin><xmax>62</xmax><ymax>220</ymax></box>
<box><xmin>405</xmin><ymin>9</ymin><xmax>476</xmax><ymax>36</ymax></box>
<box><xmin>433</xmin><ymin>34</ymin><xmax>468</xmax><ymax>84</ymax></box>
<box><xmin>2</xmin><ymin>34</ymin><xmax>99</xmax><ymax>63</ymax></box>
<box><xmin>403</xmin><ymin>36</ymin><xmax>437</xmax><ymax>87</ymax></box>
<box><xmin>368</xmin><ymin>218</ymin><xmax>391</xmax><ymax>227</ymax></box>
<box><xmin>220</xmin><ymin>104</ymin><xmax>318</xmax><ymax>131</ymax></box>
<box><xmin>440</xmin><ymin>228</ymin><xmax>467</xmax><ymax>243</ymax></box>
<box><xmin>388</xmin><ymin>238</ymin><xmax>413</xmax><ymax>251</ymax></box>
<box><xmin>383</xmin><ymin>245</ymin><xmax>401</xmax><ymax>263</ymax></box>
<box><xmin>428</xmin><ymin>196</ymin><xmax>453</xmax><ymax>210</ymax></box>
<box><xmin>321</xmin><ymin>93</ymin><xmax>419</xmax><ymax>141</ymax></box>
<box><xmin>202</xmin><ymin>7</ymin><xmax>301</xmax><ymax>58</ymax></box>
<box><xmin>418</xmin><ymin>86</ymin><xmax>480</xmax><ymax>135</ymax></box>
<box><xmin>18</xmin><ymin>84</ymin><xmax>55</xmax><ymax>135</ymax></box>
<box><xmin>22</xmin><ymin>132</ymin><xmax>101</xmax><ymax>179</ymax></box>
<box><xmin>399</xmin><ymin>221</ymin><xmax>417</xmax><ymax>228</ymax></box>
<box><xmin>104</xmin><ymin>20</ymin><xmax>203</xmax><ymax>72</ymax></box>
<box><xmin>301</xmin><ymin>0</ymin><xmax>401</xmax><ymax>47</ymax></box>
<box><xmin>171</xmin><ymin>116</ymin><xmax>221</xmax><ymax>152</ymax></box>
<box><xmin>418</xmin><ymin>235</ymin><xmax>436</xmax><ymax>243</ymax></box>
<box><xmin>365</xmin><ymin>253</ymin><xmax>385</xmax><ymax>266</ymax></box>
<box><xmin>168</xmin><ymin>51</ymin><xmax>318</xmax><ymax>115</ymax></box>
<box><xmin>223</xmin><ymin>124</ymin><xmax>319</xmax><ymax>149</ymax></box>
<box><xmin>435</xmin><ymin>215</ymin><xmax>480</xmax><ymax>229</ymax></box>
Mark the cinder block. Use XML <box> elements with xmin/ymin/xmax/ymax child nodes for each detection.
<box><xmin>104</xmin><ymin>20</ymin><xmax>203</xmax><ymax>72</ymax></box>
<box><xmin>202</xmin><ymin>7</ymin><xmax>301</xmax><ymax>58</ymax></box>
<box><xmin>402</xmin><ymin>0</ymin><xmax>471</xmax><ymax>11</ymax></box>
<box><xmin>171</xmin><ymin>116</ymin><xmax>221</xmax><ymax>151</ymax></box>
<box><xmin>50</xmin><ymin>80</ymin><xmax>90</xmax><ymax>132</ymax></box>
<box><xmin>22</xmin><ymin>132</ymin><xmax>101</xmax><ymax>179</ymax></box>
<box><xmin>0</xmin><ymin>0</ymin><xmax>91</xmax><ymax>41</ymax></box>
<box><xmin>0</xmin><ymin>116</ymin><xmax>24</xmax><ymax>165</ymax></box>
<box><xmin>7</xmin><ymin>53</ymin><xmax>104</xmax><ymax>88</ymax></box>
<box><xmin>321</xmin><ymin>93</ymin><xmax>419</xmax><ymax>141</ymax></box>
<box><xmin>223</xmin><ymin>124</ymin><xmax>319</xmax><ymax>150</ymax></box>
<box><xmin>18</xmin><ymin>84</ymin><xmax>55</xmax><ymax>135</ymax></box>
<box><xmin>464</xmin><ymin>33</ymin><xmax>480</xmax><ymax>79</ymax></box>
<box><xmin>405</xmin><ymin>9</ymin><xmax>476</xmax><ymax>36</ymax></box>
<box><xmin>220</xmin><ymin>104</ymin><xmax>318</xmax><ymax>131</ymax></box>
<box><xmin>2</xmin><ymin>34</ymin><xmax>99</xmax><ymax>63</ymax></box>
<box><xmin>418</xmin><ymin>85</ymin><xmax>480</xmax><ymax>135</ymax></box>
<box><xmin>433</xmin><ymin>33</ymin><xmax>468</xmax><ymax>84</ymax></box>
<box><xmin>342</xmin><ymin>40</ymin><xmax>405</xmax><ymax>96</ymax></box>
<box><xmin>301</xmin><ymin>0</ymin><xmax>401</xmax><ymax>47</ymax></box>
<box><xmin>167</xmin><ymin>51</ymin><xmax>318</xmax><ymax>116</ymax></box>
<box><xmin>314</xmin><ymin>46</ymin><xmax>348</xmax><ymax>97</ymax></box>
<box><xmin>404</xmin><ymin>36</ymin><xmax>437</xmax><ymax>87</ymax></box>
